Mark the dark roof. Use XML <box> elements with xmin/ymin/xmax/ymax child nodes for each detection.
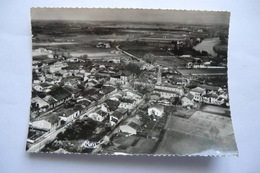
<box><xmin>42</xmin><ymin>95</ymin><xmax>57</xmax><ymax>104</ymax></box>
<box><xmin>82</xmin><ymin>88</ymin><xmax>98</xmax><ymax>97</ymax></box>
<box><xmin>111</xmin><ymin>111</ymin><xmax>124</xmax><ymax>119</ymax></box>
<box><xmin>120</xmin><ymin>98</ymin><xmax>135</xmax><ymax>104</ymax></box>
<box><xmin>128</xmin><ymin>122</ymin><xmax>140</xmax><ymax>129</ymax></box>
<box><xmin>77</xmin><ymin>100</ymin><xmax>91</xmax><ymax>107</ymax></box>
<box><xmin>39</xmin><ymin>83</ymin><xmax>52</xmax><ymax>88</ymax></box>
<box><xmin>48</xmin><ymin>87</ymin><xmax>71</xmax><ymax>101</ymax></box>
<box><xmin>73</xmin><ymin>105</ymin><xmax>83</xmax><ymax>112</ymax></box>
<box><xmin>96</xmin><ymin>110</ymin><xmax>107</xmax><ymax>117</ymax></box>
<box><xmin>64</xmin><ymin>86</ymin><xmax>81</xmax><ymax>94</ymax></box>
<box><xmin>101</xmin><ymin>86</ymin><xmax>116</xmax><ymax>95</ymax></box>
<box><xmin>60</xmin><ymin>109</ymin><xmax>75</xmax><ymax>117</ymax></box>
<box><xmin>190</xmin><ymin>87</ymin><xmax>205</xmax><ymax>94</ymax></box>
<box><xmin>153</xmin><ymin>88</ymin><xmax>179</xmax><ymax>94</ymax></box>
<box><xmin>121</xmin><ymin>70</ymin><xmax>132</xmax><ymax>76</ymax></box>
<box><xmin>46</xmin><ymin>115</ymin><xmax>60</xmax><ymax>124</ymax></box>
<box><xmin>204</xmin><ymin>93</ymin><xmax>218</xmax><ymax>98</ymax></box>
<box><xmin>105</xmin><ymin>100</ymin><xmax>120</xmax><ymax>111</ymax></box>
<box><xmin>187</xmin><ymin>93</ymin><xmax>194</xmax><ymax>100</ymax></box>
<box><xmin>199</xmin><ymin>85</ymin><xmax>219</xmax><ymax>91</ymax></box>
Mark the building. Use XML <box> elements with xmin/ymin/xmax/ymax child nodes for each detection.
<box><xmin>181</xmin><ymin>93</ymin><xmax>194</xmax><ymax>107</ymax></box>
<box><xmin>156</xmin><ymin>66</ymin><xmax>162</xmax><ymax>85</ymax></box>
<box><xmin>118</xmin><ymin>98</ymin><xmax>136</xmax><ymax>110</ymax></box>
<box><xmin>89</xmin><ymin>110</ymin><xmax>108</xmax><ymax>122</ymax></box>
<box><xmin>31</xmin><ymin>96</ymin><xmax>50</xmax><ymax>112</ymax></box>
<box><xmin>190</xmin><ymin>87</ymin><xmax>206</xmax><ymax>102</ymax></box>
<box><xmin>31</xmin><ymin>117</ymin><xmax>60</xmax><ymax>132</ymax></box>
<box><xmin>110</xmin><ymin>71</ymin><xmax>134</xmax><ymax>85</ymax></box>
<box><xmin>48</xmin><ymin>86</ymin><xmax>71</xmax><ymax>106</ymax></box>
<box><xmin>109</xmin><ymin>108</ymin><xmax>128</xmax><ymax>126</ymax></box>
<box><xmin>119</xmin><ymin>121</ymin><xmax>140</xmax><ymax>135</ymax></box>
<box><xmin>153</xmin><ymin>85</ymin><xmax>184</xmax><ymax>99</ymax></box>
<box><xmin>58</xmin><ymin>109</ymin><xmax>79</xmax><ymax>123</ymax></box>
<box><xmin>202</xmin><ymin>93</ymin><xmax>225</xmax><ymax>105</ymax></box>
<box><xmin>148</xmin><ymin>104</ymin><xmax>164</xmax><ymax>119</ymax></box>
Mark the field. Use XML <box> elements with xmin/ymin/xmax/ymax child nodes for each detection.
<box><xmin>155</xmin><ymin>110</ymin><xmax>237</xmax><ymax>155</ymax></box>
<box><xmin>177</xmin><ymin>68</ymin><xmax>227</xmax><ymax>75</ymax></box>
<box><xmin>155</xmin><ymin>56</ymin><xmax>188</xmax><ymax>67</ymax></box>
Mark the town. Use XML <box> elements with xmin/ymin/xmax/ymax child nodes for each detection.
<box><xmin>26</xmin><ymin>20</ymin><xmax>237</xmax><ymax>155</ymax></box>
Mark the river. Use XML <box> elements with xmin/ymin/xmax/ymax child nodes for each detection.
<box><xmin>193</xmin><ymin>37</ymin><xmax>220</xmax><ymax>57</ymax></box>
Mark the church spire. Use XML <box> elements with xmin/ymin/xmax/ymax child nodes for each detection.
<box><xmin>157</xmin><ymin>66</ymin><xmax>162</xmax><ymax>85</ymax></box>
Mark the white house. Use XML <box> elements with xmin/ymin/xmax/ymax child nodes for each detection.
<box><xmin>119</xmin><ymin>122</ymin><xmax>139</xmax><ymax>135</ymax></box>
<box><xmin>31</xmin><ymin>96</ymin><xmax>50</xmax><ymax>112</ymax></box>
<box><xmin>89</xmin><ymin>110</ymin><xmax>107</xmax><ymax>122</ymax></box>
<box><xmin>118</xmin><ymin>98</ymin><xmax>136</xmax><ymax>110</ymax></box>
<box><xmin>31</xmin><ymin>119</ymin><xmax>52</xmax><ymax>131</ymax></box>
<box><xmin>109</xmin><ymin>108</ymin><xmax>128</xmax><ymax>126</ymax></box>
<box><xmin>119</xmin><ymin>117</ymin><xmax>142</xmax><ymax>135</ymax></box>
<box><xmin>190</xmin><ymin>87</ymin><xmax>206</xmax><ymax>102</ymax></box>
<box><xmin>181</xmin><ymin>93</ymin><xmax>194</xmax><ymax>107</ymax></box>
<box><xmin>148</xmin><ymin>104</ymin><xmax>164</xmax><ymax>118</ymax></box>
<box><xmin>58</xmin><ymin>109</ymin><xmax>79</xmax><ymax>123</ymax></box>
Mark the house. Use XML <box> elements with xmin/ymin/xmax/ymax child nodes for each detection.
<box><xmin>89</xmin><ymin>110</ymin><xmax>108</xmax><ymax>122</ymax></box>
<box><xmin>158</xmin><ymin>98</ymin><xmax>171</xmax><ymax>106</ymax></box>
<box><xmin>48</xmin><ymin>86</ymin><xmax>71</xmax><ymax>106</ymax></box>
<box><xmin>110</xmin><ymin>71</ymin><xmax>134</xmax><ymax>85</ymax></box>
<box><xmin>99</xmin><ymin>85</ymin><xmax>117</xmax><ymax>100</ymax></box>
<box><xmin>119</xmin><ymin>122</ymin><xmax>140</xmax><ymax>135</ymax></box>
<box><xmin>109</xmin><ymin>108</ymin><xmax>128</xmax><ymax>126</ymax></box>
<box><xmin>150</xmin><ymin>93</ymin><xmax>160</xmax><ymax>102</ymax></box>
<box><xmin>119</xmin><ymin>116</ymin><xmax>142</xmax><ymax>135</ymax></box>
<box><xmin>33</xmin><ymin>83</ymin><xmax>53</xmax><ymax>92</ymax></box>
<box><xmin>105</xmin><ymin>99</ymin><xmax>120</xmax><ymax>111</ymax></box>
<box><xmin>148</xmin><ymin>104</ymin><xmax>164</xmax><ymax>120</ymax></box>
<box><xmin>190</xmin><ymin>87</ymin><xmax>206</xmax><ymax>102</ymax></box>
<box><xmin>31</xmin><ymin>119</ymin><xmax>52</xmax><ymax>131</ymax></box>
<box><xmin>85</xmin><ymin>79</ymin><xmax>99</xmax><ymax>87</ymax></box>
<box><xmin>109</xmin><ymin>94</ymin><xmax>122</xmax><ymax>101</ymax></box>
<box><xmin>41</xmin><ymin>95</ymin><xmax>58</xmax><ymax>109</ymax></box>
<box><xmin>31</xmin><ymin>96</ymin><xmax>50</xmax><ymax>112</ymax></box>
<box><xmin>31</xmin><ymin>116</ymin><xmax>61</xmax><ymax>132</ymax></box>
<box><xmin>97</xmin><ymin>103</ymin><xmax>109</xmax><ymax>113</ymax></box>
<box><xmin>58</xmin><ymin>109</ymin><xmax>79</xmax><ymax>123</ymax></box>
<box><xmin>46</xmin><ymin>115</ymin><xmax>62</xmax><ymax>130</ymax></box>
<box><xmin>202</xmin><ymin>93</ymin><xmax>225</xmax><ymax>105</ymax></box>
<box><xmin>153</xmin><ymin>87</ymin><xmax>179</xmax><ymax>99</ymax></box>
<box><xmin>153</xmin><ymin>84</ymin><xmax>184</xmax><ymax>99</ymax></box>
<box><xmin>181</xmin><ymin>93</ymin><xmax>194</xmax><ymax>107</ymax></box>
<box><xmin>122</xmin><ymin>89</ymin><xmax>143</xmax><ymax>100</ymax></box>
<box><xmin>49</xmin><ymin>61</ymin><xmax>68</xmax><ymax>73</ymax></box>
<box><xmin>118</xmin><ymin>98</ymin><xmax>136</xmax><ymax>110</ymax></box>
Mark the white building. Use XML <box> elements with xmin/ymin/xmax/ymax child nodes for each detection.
<box><xmin>190</xmin><ymin>87</ymin><xmax>206</xmax><ymax>102</ymax></box>
<box><xmin>148</xmin><ymin>104</ymin><xmax>164</xmax><ymax>118</ymax></box>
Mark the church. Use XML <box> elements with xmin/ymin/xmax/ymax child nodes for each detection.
<box><xmin>153</xmin><ymin>66</ymin><xmax>184</xmax><ymax>99</ymax></box>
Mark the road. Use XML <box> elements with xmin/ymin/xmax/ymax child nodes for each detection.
<box><xmin>116</xmin><ymin>45</ymin><xmax>146</xmax><ymax>63</ymax></box>
<box><xmin>27</xmin><ymin>105</ymin><xmax>98</xmax><ymax>152</ymax></box>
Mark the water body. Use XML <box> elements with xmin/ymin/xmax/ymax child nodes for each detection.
<box><xmin>194</xmin><ymin>37</ymin><xmax>220</xmax><ymax>57</ymax></box>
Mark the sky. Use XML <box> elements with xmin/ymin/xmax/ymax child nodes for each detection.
<box><xmin>31</xmin><ymin>8</ymin><xmax>230</xmax><ymax>25</ymax></box>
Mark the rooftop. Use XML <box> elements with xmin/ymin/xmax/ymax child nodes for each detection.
<box><xmin>48</xmin><ymin>87</ymin><xmax>71</xmax><ymax>101</ymax></box>
<box><xmin>149</xmin><ymin>104</ymin><xmax>164</xmax><ymax>112</ymax></box>
<box><xmin>190</xmin><ymin>87</ymin><xmax>205</xmax><ymax>94</ymax></box>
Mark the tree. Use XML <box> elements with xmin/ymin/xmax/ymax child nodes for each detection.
<box><xmin>143</xmin><ymin>53</ymin><xmax>156</xmax><ymax>64</ymax></box>
<box><xmin>125</xmin><ymin>63</ymin><xmax>142</xmax><ymax>77</ymax></box>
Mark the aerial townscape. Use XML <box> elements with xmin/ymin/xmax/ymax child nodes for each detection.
<box><xmin>26</xmin><ymin>9</ymin><xmax>237</xmax><ymax>156</ymax></box>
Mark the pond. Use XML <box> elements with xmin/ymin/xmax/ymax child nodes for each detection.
<box><xmin>193</xmin><ymin>37</ymin><xmax>220</xmax><ymax>57</ymax></box>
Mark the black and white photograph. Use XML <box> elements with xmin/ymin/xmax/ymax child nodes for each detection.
<box><xmin>26</xmin><ymin>8</ymin><xmax>238</xmax><ymax>156</ymax></box>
